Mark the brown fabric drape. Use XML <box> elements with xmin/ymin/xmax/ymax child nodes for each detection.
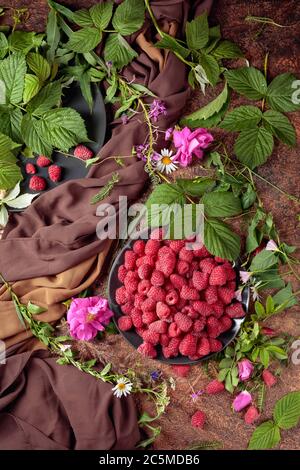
<box><xmin>0</xmin><ymin>0</ymin><xmax>214</xmax><ymax>450</ymax></box>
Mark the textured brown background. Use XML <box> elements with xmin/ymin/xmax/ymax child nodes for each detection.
<box><xmin>1</xmin><ymin>0</ymin><xmax>299</xmax><ymax>450</ymax></box>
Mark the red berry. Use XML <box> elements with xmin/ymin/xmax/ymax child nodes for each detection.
<box><xmin>156</xmin><ymin>246</ymin><xmax>176</xmax><ymax>276</ymax></box>
<box><xmin>156</xmin><ymin>301</ymin><xmax>171</xmax><ymax>320</ymax></box>
<box><xmin>162</xmin><ymin>338</ymin><xmax>180</xmax><ymax>358</ymax></box>
<box><xmin>174</xmin><ymin>312</ymin><xmax>193</xmax><ymax>332</ymax></box>
<box><xmin>205</xmin><ymin>286</ymin><xmax>218</xmax><ymax>305</ymax></box>
<box><xmin>148</xmin><ymin>286</ymin><xmax>166</xmax><ymax>302</ymax></box>
<box><xmin>209</xmin><ymin>338</ymin><xmax>223</xmax><ymax>352</ymax></box>
<box><xmin>182</xmin><ymin>305</ymin><xmax>198</xmax><ymax>319</ymax></box>
<box><xmin>145</xmin><ymin>238</ymin><xmax>160</xmax><ymax>256</ymax></box>
<box><xmin>48</xmin><ymin>164</ymin><xmax>62</xmax><ymax>182</ymax></box>
<box><xmin>73</xmin><ymin>144</ymin><xmax>93</xmax><ymax>160</ymax></box>
<box><xmin>179</xmin><ymin>246</ymin><xmax>194</xmax><ymax>263</ymax></box>
<box><xmin>138</xmin><ymin>279</ymin><xmax>151</xmax><ymax>295</ymax></box>
<box><xmin>36</xmin><ymin>155</ymin><xmax>51</xmax><ymax>167</ymax></box>
<box><xmin>212</xmin><ymin>301</ymin><xmax>224</xmax><ymax>318</ymax></box>
<box><xmin>218</xmin><ymin>287</ymin><xmax>235</xmax><ymax>305</ymax></box>
<box><xmin>115</xmin><ymin>286</ymin><xmax>131</xmax><ymax>305</ymax></box>
<box><xmin>179</xmin><ymin>333</ymin><xmax>197</xmax><ymax>357</ymax></box>
<box><xmin>160</xmin><ymin>334</ymin><xmax>169</xmax><ymax>346</ymax></box>
<box><xmin>132</xmin><ymin>311</ymin><xmax>143</xmax><ymax>328</ymax></box>
<box><xmin>197</xmin><ymin>337</ymin><xmax>210</xmax><ymax>357</ymax></box>
<box><xmin>192</xmin><ymin>301</ymin><xmax>214</xmax><ymax>317</ymax></box>
<box><xmin>150</xmin><ymin>227</ymin><xmax>165</xmax><ymax>240</ymax></box>
<box><xmin>142</xmin><ymin>310</ymin><xmax>158</xmax><ymax>324</ymax></box>
<box><xmin>177</xmin><ymin>260</ymin><xmax>190</xmax><ymax>275</ymax></box>
<box><xmin>262</xmin><ymin>369</ymin><xmax>277</xmax><ymax>387</ymax></box>
<box><xmin>25</xmin><ymin>163</ymin><xmax>36</xmax><ymax>175</ymax></box>
<box><xmin>134</xmin><ymin>294</ymin><xmax>146</xmax><ymax>309</ymax></box>
<box><xmin>226</xmin><ymin>303</ymin><xmax>245</xmax><ymax>318</ymax></box>
<box><xmin>142</xmin><ymin>329</ymin><xmax>160</xmax><ymax>345</ymax></box>
<box><xmin>169</xmin><ymin>240</ymin><xmax>185</xmax><ymax>252</ymax></box>
<box><xmin>209</xmin><ymin>265</ymin><xmax>227</xmax><ymax>286</ymax></box>
<box><xmin>137</xmin><ymin>263</ymin><xmax>152</xmax><ymax>280</ymax></box>
<box><xmin>150</xmin><ymin>269</ymin><xmax>165</xmax><ymax>286</ymax></box>
<box><xmin>117</xmin><ymin>264</ymin><xmax>127</xmax><ymax>283</ymax></box>
<box><xmin>244</xmin><ymin>406</ymin><xmax>260</xmax><ymax>424</ymax></box>
<box><xmin>206</xmin><ymin>379</ymin><xmax>225</xmax><ymax>394</ymax></box>
<box><xmin>165</xmin><ymin>289</ymin><xmax>179</xmax><ymax>306</ymax></box>
<box><xmin>171</xmin><ymin>365</ymin><xmax>190</xmax><ymax>377</ymax></box>
<box><xmin>193</xmin><ymin>318</ymin><xmax>205</xmax><ymax>334</ymax></box>
<box><xmin>191</xmin><ymin>410</ymin><xmax>206</xmax><ymax>428</ymax></box>
<box><xmin>181</xmin><ymin>285</ymin><xmax>199</xmax><ymax>300</ymax></box>
<box><xmin>192</xmin><ymin>271</ymin><xmax>209</xmax><ymax>290</ymax></box>
<box><xmin>219</xmin><ymin>315</ymin><xmax>232</xmax><ymax>332</ymax></box>
<box><xmin>137</xmin><ymin>341</ymin><xmax>157</xmax><ymax>358</ymax></box>
<box><xmin>168</xmin><ymin>322</ymin><xmax>182</xmax><ymax>337</ymax></box>
<box><xmin>124</xmin><ymin>250</ymin><xmax>137</xmax><ymax>270</ymax></box>
<box><xmin>29</xmin><ymin>175</ymin><xmax>46</xmax><ymax>191</ymax></box>
<box><xmin>132</xmin><ymin>240</ymin><xmax>145</xmax><ymax>256</ymax></box>
<box><xmin>141</xmin><ymin>298</ymin><xmax>156</xmax><ymax>312</ymax></box>
<box><xmin>118</xmin><ymin>316</ymin><xmax>133</xmax><ymax>331</ymax></box>
<box><xmin>194</xmin><ymin>246</ymin><xmax>211</xmax><ymax>259</ymax></box>
<box><xmin>199</xmin><ymin>258</ymin><xmax>216</xmax><ymax>274</ymax></box>
<box><xmin>170</xmin><ymin>273</ymin><xmax>187</xmax><ymax>289</ymax></box>
<box><xmin>207</xmin><ymin>316</ymin><xmax>222</xmax><ymax>338</ymax></box>
<box><xmin>149</xmin><ymin>320</ymin><xmax>168</xmax><ymax>334</ymax></box>
<box><xmin>223</xmin><ymin>263</ymin><xmax>236</xmax><ymax>281</ymax></box>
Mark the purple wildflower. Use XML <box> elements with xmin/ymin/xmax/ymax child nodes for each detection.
<box><xmin>165</xmin><ymin>127</ymin><xmax>173</xmax><ymax>140</ymax></box>
<box><xmin>150</xmin><ymin>371</ymin><xmax>161</xmax><ymax>381</ymax></box>
<box><xmin>149</xmin><ymin>99</ymin><xmax>167</xmax><ymax>122</ymax></box>
<box><xmin>121</xmin><ymin>114</ymin><xmax>128</xmax><ymax>125</ymax></box>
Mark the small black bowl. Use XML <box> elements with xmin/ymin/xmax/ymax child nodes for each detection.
<box><xmin>108</xmin><ymin>237</ymin><xmax>250</xmax><ymax>365</ymax></box>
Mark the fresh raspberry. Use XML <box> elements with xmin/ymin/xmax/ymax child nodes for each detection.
<box><xmin>124</xmin><ymin>271</ymin><xmax>139</xmax><ymax>293</ymax></box>
<box><xmin>132</xmin><ymin>239</ymin><xmax>145</xmax><ymax>256</ymax></box>
<box><xmin>220</xmin><ymin>315</ymin><xmax>232</xmax><ymax>332</ymax></box>
<box><xmin>170</xmin><ymin>273</ymin><xmax>187</xmax><ymax>289</ymax></box>
<box><xmin>223</xmin><ymin>263</ymin><xmax>236</xmax><ymax>281</ymax></box>
<box><xmin>192</xmin><ymin>271</ymin><xmax>209</xmax><ymax>290</ymax></box>
<box><xmin>205</xmin><ymin>379</ymin><xmax>225</xmax><ymax>394</ymax></box>
<box><xmin>156</xmin><ymin>246</ymin><xmax>176</xmax><ymax>276</ymax></box>
<box><xmin>171</xmin><ymin>365</ymin><xmax>190</xmax><ymax>377</ymax></box>
<box><xmin>117</xmin><ymin>264</ymin><xmax>127</xmax><ymax>283</ymax></box>
<box><xmin>149</xmin><ymin>320</ymin><xmax>168</xmax><ymax>334</ymax></box>
<box><xmin>138</xmin><ymin>279</ymin><xmax>151</xmax><ymax>295</ymax></box>
<box><xmin>209</xmin><ymin>338</ymin><xmax>223</xmax><ymax>352</ymax></box>
<box><xmin>138</xmin><ymin>263</ymin><xmax>152</xmax><ymax>280</ymax></box>
<box><xmin>124</xmin><ymin>250</ymin><xmax>137</xmax><ymax>270</ymax></box>
<box><xmin>142</xmin><ymin>329</ymin><xmax>160</xmax><ymax>345</ymax></box>
<box><xmin>227</xmin><ymin>281</ymin><xmax>237</xmax><ymax>290</ymax></box>
<box><xmin>115</xmin><ymin>286</ymin><xmax>131</xmax><ymax>305</ymax></box>
<box><xmin>36</xmin><ymin>155</ymin><xmax>51</xmax><ymax>167</ymax></box>
<box><xmin>197</xmin><ymin>337</ymin><xmax>210</xmax><ymax>357</ymax></box>
<box><xmin>121</xmin><ymin>301</ymin><xmax>134</xmax><ymax>315</ymax></box>
<box><xmin>261</xmin><ymin>327</ymin><xmax>276</xmax><ymax>336</ymax></box>
<box><xmin>150</xmin><ymin>270</ymin><xmax>165</xmax><ymax>286</ymax></box>
<box><xmin>141</xmin><ymin>298</ymin><xmax>156</xmax><ymax>312</ymax></box>
<box><xmin>193</xmin><ymin>318</ymin><xmax>205</xmax><ymax>334</ymax></box>
<box><xmin>134</xmin><ymin>294</ymin><xmax>146</xmax><ymax>309</ymax></box>
<box><xmin>142</xmin><ymin>310</ymin><xmax>157</xmax><ymax>324</ymax></box>
<box><xmin>226</xmin><ymin>303</ymin><xmax>245</xmax><ymax>318</ymax></box>
<box><xmin>192</xmin><ymin>301</ymin><xmax>213</xmax><ymax>317</ymax></box>
<box><xmin>143</xmin><ymin>255</ymin><xmax>156</xmax><ymax>267</ymax></box>
<box><xmin>162</xmin><ymin>338</ymin><xmax>180</xmax><ymax>358</ymax></box>
<box><xmin>25</xmin><ymin>163</ymin><xmax>36</xmax><ymax>175</ymax></box>
<box><xmin>199</xmin><ymin>258</ymin><xmax>216</xmax><ymax>274</ymax></box>
<box><xmin>137</xmin><ymin>341</ymin><xmax>157</xmax><ymax>358</ymax></box>
<box><xmin>177</xmin><ymin>260</ymin><xmax>190</xmax><ymax>275</ymax></box>
<box><xmin>169</xmin><ymin>240</ymin><xmax>185</xmax><ymax>252</ymax></box>
<box><xmin>145</xmin><ymin>238</ymin><xmax>160</xmax><ymax>256</ymax></box>
<box><xmin>150</xmin><ymin>227</ymin><xmax>165</xmax><ymax>239</ymax></box>
<box><xmin>179</xmin><ymin>333</ymin><xmax>197</xmax><ymax>357</ymax></box>
<box><xmin>160</xmin><ymin>334</ymin><xmax>169</xmax><ymax>346</ymax></box>
<box><xmin>218</xmin><ymin>287</ymin><xmax>235</xmax><ymax>305</ymax></box>
<box><xmin>148</xmin><ymin>286</ymin><xmax>166</xmax><ymax>302</ymax></box>
<box><xmin>48</xmin><ymin>164</ymin><xmax>62</xmax><ymax>182</ymax></box>
<box><xmin>209</xmin><ymin>265</ymin><xmax>227</xmax><ymax>286</ymax></box>
<box><xmin>207</xmin><ymin>316</ymin><xmax>222</xmax><ymax>338</ymax></box>
<box><xmin>179</xmin><ymin>246</ymin><xmax>194</xmax><ymax>263</ymax></box>
<box><xmin>168</xmin><ymin>322</ymin><xmax>182</xmax><ymax>337</ymax></box>
<box><xmin>176</xmin><ymin>298</ymin><xmax>188</xmax><ymax>310</ymax></box>
<box><xmin>136</xmin><ymin>327</ymin><xmax>146</xmax><ymax>337</ymax></box>
<box><xmin>132</xmin><ymin>312</ymin><xmax>143</xmax><ymax>328</ymax></box>
<box><xmin>214</xmin><ymin>256</ymin><xmax>227</xmax><ymax>263</ymax></box>
<box><xmin>118</xmin><ymin>316</ymin><xmax>133</xmax><ymax>331</ymax></box>
<box><xmin>244</xmin><ymin>406</ymin><xmax>260</xmax><ymax>424</ymax></box>
<box><xmin>191</xmin><ymin>410</ymin><xmax>206</xmax><ymax>429</ymax></box>
<box><xmin>156</xmin><ymin>301</ymin><xmax>171</xmax><ymax>320</ymax></box>
<box><xmin>29</xmin><ymin>175</ymin><xmax>46</xmax><ymax>191</ymax></box>
<box><xmin>73</xmin><ymin>144</ymin><xmax>93</xmax><ymax>160</ymax></box>
<box><xmin>193</xmin><ymin>246</ymin><xmax>211</xmax><ymax>259</ymax></box>
<box><xmin>165</xmin><ymin>290</ymin><xmax>179</xmax><ymax>306</ymax></box>
<box><xmin>262</xmin><ymin>369</ymin><xmax>277</xmax><ymax>387</ymax></box>
<box><xmin>181</xmin><ymin>285</ymin><xmax>199</xmax><ymax>300</ymax></box>
<box><xmin>182</xmin><ymin>305</ymin><xmax>198</xmax><ymax>319</ymax></box>
<box><xmin>205</xmin><ymin>286</ymin><xmax>218</xmax><ymax>304</ymax></box>
<box><xmin>164</xmin><ymin>281</ymin><xmax>174</xmax><ymax>292</ymax></box>
<box><xmin>174</xmin><ymin>312</ymin><xmax>193</xmax><ymax>332</ymax></box>
<box><xmin>135</xmin><ymin>257</ymin><xmax>144</xmax><ymax>268</ymax></box>
<box><xmin>212</xmin><ymin>301</ymin><xmax>224</xmax><ymax>318</ymax></box>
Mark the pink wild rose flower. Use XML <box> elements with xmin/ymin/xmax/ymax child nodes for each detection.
<box><xmin>173</xmin><ymin>127</ymin><xmax>213</xmax><ymax>167</ymax></box>
<box><xmin>238</xmin><ymin>359</ymin><xmax>254</xmax><ymax>381</ymax></box>
<box><xmin>67</xmin><ymin>296</ymin><xmax>113</xmax><ymax>341</ymax></box>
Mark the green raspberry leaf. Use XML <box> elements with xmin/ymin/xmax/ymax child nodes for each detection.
<box><xmin>234</xmin><ymin>127</ymin><xmax>274</xmax><ymax>169</ymax></box>
<box><xmin>66</xmin><ymin>27</ymin><xmax>102</xmax><ymax>53</ymax></box>
<box><xmin>262</xmin><ymin>110</ymin><xmax>296</xmax><ymax>146</ymax></box>
<box><xmin>225</xmin><ymin>66</ymin><xmax>267</xmax><ymax>100</ymax></box>
<box><xmin>0</xmin><ymin>52</ymin><xmax>26</xmax><ymax>104</ymax></box>
<box><xmin>186</xmin><ymin>13</ymin><xmax>209</xmax><ymax>50</ymax></box>
<box><xmin>248</xmin><ymin>421</ymin><xmax>280</xmax><ymax>450</ymax></box>
<box><xmin>266</xmin><ymin>73</ymin><xmax>300</xmax><ymax>112</ymax></box>
<box><xmin>220</xmin><ymin>105</ymin><xmax>262</xmax><ymax>131</ymax></box>
<box><xmin>112</xmin><ymin>0</ymin><xmax>145</xmax><ymax>35</ymax></box>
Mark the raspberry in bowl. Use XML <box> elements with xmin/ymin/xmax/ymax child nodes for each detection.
<box><xmin>108</xmin><ymin>231</ymin><xmax>249</xmax><ymax>364</ymax></box>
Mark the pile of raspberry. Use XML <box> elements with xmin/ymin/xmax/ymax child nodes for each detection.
<box><xmin>115</xmin><ymin>233</ymin><xmax>245</xmax><ymax>361</ymax></box>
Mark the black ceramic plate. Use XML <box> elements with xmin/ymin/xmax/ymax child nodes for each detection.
<box><xmin>12</xmin><ymin>83</ymin><xmax>106</xmax><ymax>211</ymax></box>
<box><xmin>108</xmin><ymin>237</ymin><xmax>250</xmax><ymax>365</ymax></box>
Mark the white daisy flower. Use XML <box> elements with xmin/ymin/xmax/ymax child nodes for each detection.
<box><xmin>112</xmin><ymin>378</ymin><xmax>133</xmax><ymax>398</ymax></box>
<box><xmin>156</xmin><ymin>149</ymin><xmax>178</xmax><ymax>175</ymax></box>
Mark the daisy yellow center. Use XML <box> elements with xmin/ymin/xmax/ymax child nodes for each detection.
<box><xmin>117</xmin><ymin>383</ymin><xmax>126</xmax><ymax>390</ymax></box>
<box><xmin>86</xmin><ymin>312</ymin><xmax>96</xmax><ymax>322</ymax></box>
<box><xmin>162</xmin><ymin>156</ymin><xmax>172</xmax><ymax>165</ymax></box>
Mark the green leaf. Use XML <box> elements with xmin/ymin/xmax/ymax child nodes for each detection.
<box><xmin>273</xmin><ymin>283</ymin><xmax>298</xmax><ymax>309</ymax></box>
<box><xmin>46</xmin><ymin>9</ymin><xmax>60</xmax><ymax>61</ymax></box>
<box><xmin>0</xmin><ymin>52</ymin><xmax>26</xmax><ymax>104</ymax></box>
<box><xmin>26</xmin><ymin>81</ymin><xmax>62</xmax><ymax>115</ymax></box>
<box><xmin>27</xmin><ymin>53</ymin><xmax>50</xmax><ymax>82</ymax></box>
<box><xmin>241</xmin><ymin>184</ymin><xmax>257</xmax><ymax>210</ymax></box>
<box><xmin>27</xmin><ymin>301</ymin><xmax>47</xmax><ymax>315</ymax></box>
<box><xmin>246</xmin><ymin>208</ymin><xmax>265</xmax><ymax>253</ymax></box>
<box><xmin>146</xmin><ymin>184</ymin><xmax>186</xmax><ymax>228</ymax></box>
<box><xmin>266</xmin><ymin>73</ymin><xmax>300</xmax><ymax>112</ymax></box>
<box><xmin>220</xmin><ymin>105</ymin><xmax>262</xmax><ymax>131</ymax></box>
<box><xmin>199</xmin><ymin>53</ymin><xmax>220</xmax><ymax>86</ymax></box>
<box><xmin>255</xmin><ymin>301</ymin><xmax>265</xmax><ymax>318</ymax></box>
<box><xmin>218</xmin><ymin>368</ymin><xmax>229</xmax><ymax>382</ymax></box>
<box><xmin>234</xmin><ymin>127</ymin><xmax>274</xmax><ymax>169</ymax></box>
<box><xmin>202</xmin><ymin>191</ymin><xmax>242</xmax><ymax>217</ymax></box>
<box><xmin>66</xmin><ymin>27</ymin><xmax>102</xmax><ymax>53</ymax></box>
<box><xmin>90</xmin><ymin>2</ymin><xmax>113</xmax><ymax>30</ymax></box>
<box><xmin>266</xmin><ymin>295</ymin><xmax>275</xmax><ymax>314</ymax></box>
<box><xmin>8</xmin><ymin>31</ymin><xmax>38</xmax><ymax>53</ymax></box>
<box><xmin>104</xmin><ymin>33</ymin><xmax>137</xmax><ymax>69</ymax></box>
<box><xmin>21</xmin><ymin>114</ymin><xmax>53</xmax><ymax>156</ymax></box>
<box><xmin>79</xmin><ymin>72</ymin><xmax>93</xmax><ymax>112</ymax></box>
<box><xmin>112</xmin><ymin>0</ymin><xmax>145</xmax><ymax>35</ymax></box>
<box><xmin>175</xmin><ymin>177</ymin><xmax>215</xmax><ymax>196</ymax></box>
<box><xmin>266</xmin><ymin>345</ymin><xmax>287</xmax><ymax>360</ymax></box>
<box><xmin>212</xmin><ymin>40</ymin><xmax>243</xmax><ymax>59</ymax></box>
<box><xmin>39</xmin><ymin>108</ymin><xmax>89</xmax><ymax>152</ymax></box>
<box><xmin>204</xmin><ymin>218</ymin><xmax>241</xmax><ymax>261</ymax></box>
<box><xmin>219</xmin><ymin>358</ymin><xmax>233</xmax><ymax>369</ymax></box>
<box><xmin>260</xmin><ymin>348</ymin><xmax>270</xmax><ymax>368</ymax></box>
<box><xmin>225</xmin><ymin>67</ymin><xmax>267</xmax><ymax>100</ymax></box>
<box><xmin>156</xmin><ymin>34</ymin><xmax>190</xmax><ymax>59</ymax></box>
<box><xmin>181</xmin><ymin>97</ymin><xmax>229</xmax><ymax>129</ymax></box>
<box><xmin>256</xmin><ymin>268</ymin><xmax>285</xmax><ymax>290</ymax></box>
<box><xmin>273</xmin><ymin>392</ymin><xmax>300</xmax><ymax>430</ymax></box>
<box><xmin>23</xmin><ymin>74</ymin><xmax>40</xmax><ymax>104</ymax></box>
<box><xmin>186</xmin><ymin>13</ymin><xmax>209</xmax><ymax>50</ymax></box>
<box><xmin>248</xmin><ymin>421</ymin><xmax>280</xmax><ymax>450</ymax></box>
<box><xmin>250</xmin><ymin>250</ymin><xmax>278</xmax><ymax>272</ymax></box>
<box><xmin>183</xmin><ymin>82</ymin><xmax>228</xmax><ymax>122</ymax></box>
<box><xmin>0</xmin><ymin>135</ymin><xmax>22</xmax><ymax>189</ymax></box>
<box><xmin>0</xmin><ymin>106</ymin><xmax>23</xmax><ymax>142</ymax></box>
<box><xmin>48</xmin><ymin>0</ymin><xmax>75</xmax><ymax>21</ymax></box>
<box><xmin>0</xmin><ymin>32</ymin><xmax>8</xmax><ymax>59</ymax></box>
<box><xmin>72</xmin><ymin>9</ymin><xmax>94</xmax><ymax>27</ymax></box>
<box><xmin>262</xmin><ymin>110</ymin><xmax>296</xmax><ymax>146</ymax></box>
